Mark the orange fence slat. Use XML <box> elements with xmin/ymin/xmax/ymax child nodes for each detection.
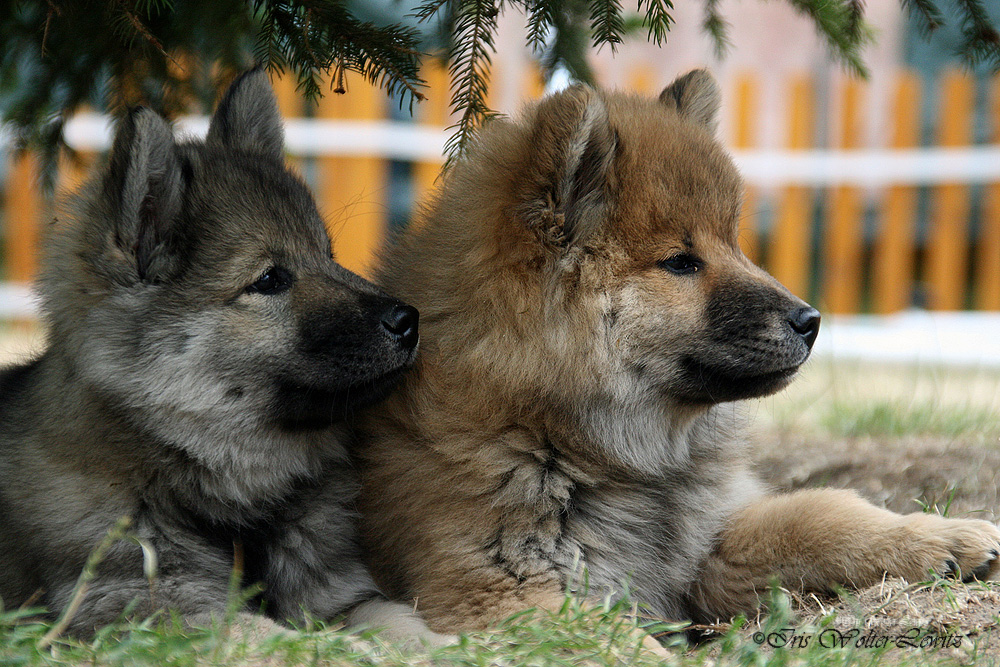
<box><xmin>5</xmin><ymin>68</ymin><xmax>1000</xmax><ymax>318</ymax></box>
<box><xmin>628</xmin><ymin>65</ymin><xmax>656</xmax><ymax>94</ymax></box>
<box><xmin>981</xmin><ymin>184</ymin><xmax>1000</xmax><ymax>311</ymax></box>
<box><xmin>271</xmin><ymin>71</ymin><xmax>303</xmax><ymax>119</ymax></box>
<box><xmin>926</xmin><ymin>70</ymin><xmax>974</xmax><ymax>311</ymax></box>
<box><xmin>732</xmin><ymin>73</ymin><xmax>760</xmax><ymax>263</ymax></box>
<box><xmin>823</xmin><ymin>77</ymin><xmax>865</xmax><ymax>314</ymax></box>
<box><xmin>770</xmin><ymin>74</ymin><xmax>813</xmax><ymax>299</ymax></box>
<box><xmin>523</xmin><ymin>62</ymin><xmax>546</xmax><ymax>100</ymax></box>
<box><xmin>55</xmin><ymin>103</ymin><xmax>97</xmax><ymax>197</ymax></box>
<box><xmin>873</xmin><ymin>71</ymin><xmax>921</xmax><ymax>314</ymax></box>
<box><xmin>978</xmin><ymin>74</ymin><xmax>1000</xmax><ymax>310</ymax></box>
<box><xmin>6</xmin><ymin>152</ymin><xmax>42</xmax><ymax>284</ymax></box>
<box><xmin>271</xmin><ymin>71</ymin><xmax>305</xmax><ymax>175</ymax></box>
<box><xmin>315</xmin><ymin>71</ymin><xmax>387</xmax><ymax>277</ymax></box>
<box><xmin>56</xmin><ymin>151</ymin><xmax>96</xmax><ymax>197</ymax></box>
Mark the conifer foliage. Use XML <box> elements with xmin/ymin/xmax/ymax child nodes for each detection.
<box><xmin>1</xmin><ymin>0</ymin><xmax>998</xmax><ymax>167</ymax></box>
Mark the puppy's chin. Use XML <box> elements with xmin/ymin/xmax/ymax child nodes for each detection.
<box><xmin>272</xmin><ymin>365</ymin><xmax>410</xmax><ymax>431</ymax></box>
<box><xmin>668</xmin><ymin>357</ymin><xmax>802</xmax><ymax>405</ymax></box>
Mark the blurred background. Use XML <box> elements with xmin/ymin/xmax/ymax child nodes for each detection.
<box><xmin>4</xmin><ymin>3</ymin><xmax>1000</xmax><ymax>302</ymax></box>
<box><xmin>1</xmin><ymin>0</ymin><xmax>999</xmax><ymax>397</ymax></box>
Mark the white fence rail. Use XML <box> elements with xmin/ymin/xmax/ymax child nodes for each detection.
<box><xmin>4</xmin><ymin>113</ymin><xmax>1000</xmax><ymax>187</ymax></box>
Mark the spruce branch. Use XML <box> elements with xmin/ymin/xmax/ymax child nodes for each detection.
<box><xmin>641</xmin><ymin>0</ymin><xmax>674</xmax><ymax>46</ymax></box>
<box><xmin>4</xmin><ymin>0</ymin><xmax>1000</xmax><ymax>178</ymax></box>
<box><xmin>786</xmin><ymin>0</ymin><xmax>869</xmax><ymax>76</ymax></box>
<box><xmin>251</xmin><ymin>0</ymin><xmax>426</xmax><ymax>106</ymax></box>
<box><xmin>412</xmin><ymin>0</ymin><xmax>451</xmax><ymax>23</ymax></box>
<box><xmin>953</xmin><ymin>0</ymin><xmax>1000</xmax><ymax>69</ymax></box>
<box><xmin>703</xmin><ymin>0</ymin><xmax>731</xmax><ymax>58</ymax></box>
<box><xmin>589</xmin><ymin>0</ymin><xmax>625</xmax><ymax>51</ymax></box>
<box><xmin>900</xmin><ymin>0</ymin><xmax>944</xmax><ymax>35</ymax></box>
<box><xmin>846</xmin><ymin>0</ymin><xmax>865</xmax><ymax>40</ymax></box>
<box><xmin>40</xmin><ymin>0</ymin><xmax>61</xmax><ymax>57</ymax></box>
<box><xmin>0</xmin><ymin>0</ymin><xmax>426</xmax><ymax>176</ymax></box>
<box><xmin>418</xmin><ymin>0</ymin><xmax>500</xmax><ymax>163</ymax></box>
<box><xmin>114</xmin><ymin>0</ymin><xmax>183</xmax><ymax>70</ymax></box>
<box><xmin>525</xmin><ymin>0</ymin><xmax>557</xmax><ymax>52</ymax></box>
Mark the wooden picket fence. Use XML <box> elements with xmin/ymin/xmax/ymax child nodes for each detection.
<box><xmin>2</xmin><ymin>65</ymin><xmax>999</xmax><ymax>315</ymax></box>
<box><xmin>741</xmin><ymin>70</ymin><xmax>1000</xmax><ymax>314</ymax></box>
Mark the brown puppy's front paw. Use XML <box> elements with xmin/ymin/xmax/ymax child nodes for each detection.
<box><xmin>894</xmin><ymin>514</ymin><xmax>1000</xmax><ymax>583</ymax></box>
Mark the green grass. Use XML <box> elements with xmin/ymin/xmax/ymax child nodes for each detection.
<box><xmin>0</xmin><ymin>597</ymin><xmax>676</xmax><ymax>667</ymax></box>
<box><xmin>820</xmin><ymin>400</ymin><xmax>1000</xmax><ymax>439</ymax></box>
<box><xmin>4</xmin><ymin>361</ymin><xmax>998</xmax><ymax>666</ymax></box>
<box><xmin>2</xmin><ymin>586</ymin><xmax>994</xmax><ymax>667</ymax></box>
<box><xmin>751</xmin><ymin>360</ymin><xmax>1000</xmax><ymax>441</ymax></box>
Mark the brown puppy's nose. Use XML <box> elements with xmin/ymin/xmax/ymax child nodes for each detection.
<box><xmin>382</xmin><ymin>304</ymin><xmax>419</xmax><ymax>350</ymax></box>
<box><xmin>789</xmin><ymin>306</ymin><xmax>821</xmax><ymax>350</ymax></box>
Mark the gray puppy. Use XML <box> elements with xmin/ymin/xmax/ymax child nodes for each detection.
<box><xmin>0</xmin><ymin>69</ymin><xmax>433</xmax><ymax>640</ymax></box>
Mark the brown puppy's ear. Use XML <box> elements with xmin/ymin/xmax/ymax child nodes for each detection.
<box><xmin>525</xmin><ymin>85</ymin><xmax>617</xmax><ymax>247</ymax></box>
<box><xmin>659</xmin><ymin>69</ymin><xmax>720</xmax><ymax>134</ymax></box>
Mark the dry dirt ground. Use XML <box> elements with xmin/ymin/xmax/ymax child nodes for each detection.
<box><xmin>739</xmin><ymin>428</ymin><xmax>1000</xmax><ymax>664</ymax></box>
<box><xmin>737</xmin><ymin>358</ymin><xmax>1000</xmax><ymax>664</ymax></box>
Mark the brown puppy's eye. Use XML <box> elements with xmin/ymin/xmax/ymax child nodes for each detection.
<box><xmin>659</xmin><ymin>253</ymin><xmax>702</xmax><ymax>275</ymax></box>
<box><xmin>247</xmin><ymin>266</ymin><xmax>294</xmax><ymax>295</ymax></box>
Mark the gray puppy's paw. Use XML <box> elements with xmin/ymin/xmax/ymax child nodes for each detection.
<box><xmin>347</xmin><ymin>598</ymin><xmax>458</xmax><ymax>650</ymax></box>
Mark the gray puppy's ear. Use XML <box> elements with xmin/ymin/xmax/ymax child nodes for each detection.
<box><xmin>527</xmin><ymin>85</ymin><xmax>618</xmax><ymax>246</ymax></box>
<box><xmin>659</xmin><ymin>69</ymin><xmax>721</xmax><ymax>134</ymax></box>
<box><xmin>206</xmin><ymin>67</ymin><xmax>285</xmax><ymax>158</ymax></box>
<box><xmin>105</xmin><ymin>107</ymin><xmax>184</xmax><ymax>282</ymax></box>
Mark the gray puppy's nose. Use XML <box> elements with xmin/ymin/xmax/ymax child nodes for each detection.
<box><xmin>381</xmin><ymin>304</ymin><xmax>419</xmax><ymax>350</ymax></box>
<box><xmin>789</xmin><ymin>306</ymin><xmax>821</xmax><ymax>350</ymax></box>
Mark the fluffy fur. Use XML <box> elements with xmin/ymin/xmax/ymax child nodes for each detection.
<box><xmin>0</xmin><ymin>69</ymin><xmax>438</xmax><ymax>642</ymax></box>
<box><xmin>356</xmin><ymin>70</ymin><xmax>1000</xmax><ymax>631</ymax></box>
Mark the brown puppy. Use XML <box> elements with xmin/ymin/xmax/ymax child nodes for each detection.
<box><xmin>356</xmin><ymin>70</ymin><xmax>1000</xmax><ymax>632</ymax></box>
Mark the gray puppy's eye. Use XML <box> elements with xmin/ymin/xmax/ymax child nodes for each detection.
<box><xmin>659</xmin><ymin>253</ymin><xmax>702</xmax><ymax>275</ymax></box>
<box><xmin>247</xmin><ymin>266</ymin><xmax>294</xmax><ymax>295</ymax></box>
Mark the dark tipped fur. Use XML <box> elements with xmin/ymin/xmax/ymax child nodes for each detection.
<box><xmin>357</xmin><ymin>70</ymin><xmax>1000</xmax><ymax>635</ymax></box>
<box><xmin>0</xmin><ymin>70</ymin><xmax>442</xmax><ymax>643</ymax></box>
